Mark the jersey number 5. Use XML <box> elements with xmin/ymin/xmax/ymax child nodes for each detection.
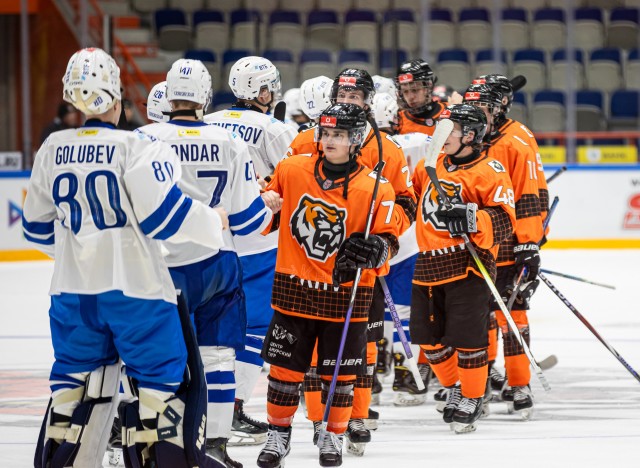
<box><xmin>493</xmin><ymin>185</ymin><xmax>515</xmax><ymax>208</ymax></box>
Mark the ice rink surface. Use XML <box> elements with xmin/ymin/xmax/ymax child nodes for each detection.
<box><xmin>1</xmin><ymin>249</ymin><xmax>639</xmax><ymax>467</ymax></box>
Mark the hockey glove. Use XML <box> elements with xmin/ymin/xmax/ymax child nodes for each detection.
<box><xmin>434</xmin><ymin>203</ymin><xmax>478</xmax><ymax>237</ymax></box>
<box><xmin>513</xmin><ymin>242</ymin><xmax>541</xmax><ymax>281</ymax></box>
<box><xmin>332</xmin><ymin>233</ymin><xmax>389</xmax><ymax>285</ymax></box>
<box><xmin>503</xmin><ymin>277</ymin><xmax>540</xmax><ymax>308</ymax></box>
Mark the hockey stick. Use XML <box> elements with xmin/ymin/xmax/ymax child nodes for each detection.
<box><xmin>379</xmin><ymin>276</ymin><xmax>425</xmax><ymax>391</ymax></box>
<box><xmin>319</xmin><ymin>117</ymin><xmax>386</xmax><ymax>442</ymax></box>
<box><xmin>539</xmin><ymin>272</ymin><xmax>640</xmax><ymax>384</ymax></box>
<box><xmin>510</xmin><ymin>75</ymin><xmax>527</xmax><ymax>93</ymax></box>
<box><xmin>273</xmin><ymin>101</ymin><xmax>286</xmax><ymax>122</ymax></box>
<box><xmin>424</xmin><ymin>119</ymin><xmax>550</xmax><ymax>391</ymax></box>
<box><xmin>546</xmin><ymin>166</ymin><xmax>567</xmax><ymax>184</ymax></box>
<box><xmin>539</xmin><ymin>268</ymin><xmax>616</xmax><ymax>290</ymax></box>
<box><xmin>505</xmin><ymin>195</ymin><xmax>559</xmax><ymax>311</ymax></box>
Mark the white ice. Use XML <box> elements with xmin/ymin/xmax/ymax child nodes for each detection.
<box><xmin>1</xmin><ymin>249</ymin><xmax>639</xmax><ymax>467</ymax></box>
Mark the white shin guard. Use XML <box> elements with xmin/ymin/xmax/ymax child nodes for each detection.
<box><xmin>200</xmin><ymin>346</ymin><xmax>236</xmax><ymax>439</ymax></box>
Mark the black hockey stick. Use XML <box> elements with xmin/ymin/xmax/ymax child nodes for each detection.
<box><xmin>320</xmin><ymin>115</ymin><xmax>385</xmax><ymax>442</ymax></box>
<box><xmin>546</xmin><ymin>166</ymin><xmax>567</xmax><ymax>184</ymax></box>
<box><xmin>539</xmin><ymin>272</ymin><xmax>640</xmax><ymax>384</ymax></box>
<box><xmin>510</xmin><ymin>75</ymin><xmax>527</xmax><ymax>93</ymax></box>
<box><xmin>273</xmin><ymin>101</ymin><xmax>286</xmax><ymax>122</ymax></box>
<box><xmin>425</xmin><ymin>119</ymin><xmax>550</xmax><ymax>391</ymax></box>
<box><xmin>539</xmin><ymin>268</ymin><xmax>616</xmax><ymax>290</ymax></box>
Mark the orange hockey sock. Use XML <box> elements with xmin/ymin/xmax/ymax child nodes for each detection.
<box><xmin>421</xmin><ymin>345</ymin><xmax>458</xmax><ymax>387</ymax></box>
<box><xmin>496</xmin><ymin>310</ymin><xmax>531</xmax><ymax>387</ymax></box>
<box><xmin>320</xmin><ymin>375</ymin><xmax>356</xmax><ymax>434</ymax></box>
<box><xmin>457</xmin><ymin>348</ymin><xmax>488</xmax><ymax>399</ymax></box>
<box><xmin>351</xmin><ymin>341</ymin><xmax>377</xmax><ymax>419</ymax></box>
<box><xmin>267</xmin><ymin>365</ymin><xmax>305</xmax><ymax>427</ymax></box>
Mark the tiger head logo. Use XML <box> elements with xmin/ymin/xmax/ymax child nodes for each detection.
<box><xmin>291</xmin><ymin>195</ymin><xmax>347</xmax><ymax>262</ymax></box>
<box><xmin>422</xmin><ymin>179</ymin><xmax>464</xmax><ymax>230</ymax></box>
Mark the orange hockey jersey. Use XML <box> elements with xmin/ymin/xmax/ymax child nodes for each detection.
<box><xmin>412</xmin><ymin>152</ymin><xmax>516</xmax><ymax>286</ymax></box>
<box><xmin>263</xmin><ymin>154</ymin><xmax>399</xmax><ymax>322</ymax></box>
<box><xmin>287</xmin><ymin>124</ymin><xmax>416</xmax><ymax>235</ymax></box>
<box><xmin>487</xmin><ymin>121</ymin><xmax>544</xmax><ymax>266</ymax></box>
<box><xmin>397</xmin><ymin>101</ymin><xmax>446</xmax><ymax>135</ymax></box>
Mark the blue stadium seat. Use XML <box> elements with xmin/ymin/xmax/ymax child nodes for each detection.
<box><xmin>269</xmin><ymin>10</ymin><xmax>304</xmax><ymax>54</ymax></box>
<box><xmin>458</xmin><ymin>8</ymin><xmax>491</xmax><ymax>52</ymax></box>
<box><xmin>306</xmin><ymin>10</ymin><xmax>342</xmax><ymax>52</ymax></box>
<box><xmin>588</xmin><ymin>48</ymin><xmax>623</xmax><ymax>92</ymax></box>
<box><xmin>609</xmin><ymin>89</ymin><xmax>640</xmax><ymax>130</ymax></box>
<box><xmin>574</xmin><ymin>7</ymin><xmax>604</xmax><ymax>50</ymax></box>
<box><xmin>154</xmin><ymin>8</ymin><xmax>190</xmax><ymax>52</ymax></box>
<box><xmin>345</xmin><ymin>9</ymin><xmax>378</xmax><ymax>54</ymax></box>
<box><xmin>269</xmin><ymin>10</ymin><xmax>301</xmax><ymax>25</ymax></box>
<box><xmin>531</xmin><ymin>90</ymin><xmax>565</xmax><ymax>132</ymax></box>
<box><xmin>379</xmin><ymin>49</ymin><xmax>409</xmax><ymax>76</ymax></box>
<box><xmin>299</xmin><ymin>49</ymin><xmax>335</xmax><ymax>82</ymax></box>
<box><xmin>512</xmin><ymin>49</ymin><xmax>547</xmax><ymax>92</ymax></box>
<box><xmin>194</xmin><ymin>10</ymin><xmax>227</xmax><ymax>53</ymax></box>
<box><xmin>437</xmin><ymin>49</ymin><xmax>471</xmax><ymax>91</ymax></box>
<box><xmin>627</xmin><ymin>49</ymin><xmax>640</xmax><ymax>89</ymax></box>
<box><xmin>230</xmin><ymin>9</ymin><xmax>263</xmax><ymax>50</ymax></box>
<box><xmin>307</xmin><ymin>9</ymin><xmax>340</xmax><ymax>27</ymax></box>
<box><xmin>382</xmin><ymin>10</ymin><xmax>418</xmax><ymax>54</ymax></box>
<box><xmin>211</xmin><ymin>91</ymin><xmax>236</xmax><ymax>111</ymax></box>
<box><xmin>608</xmin><ymin>8</ymin><xmax>639</xmax><ymax>49</ymax></box>
<box><xmin>474</xmin><ymin>49</ymin><xmax>508</xmax><ymax>77</ymax></box>
<box><xmin>185</xmin><ymin>49</ymin><xmax>220</xmax><ymax>89</ymax></box>
<box><xmin>230</xmin><ymin>9</ymin><xmax>261</xmax><ymax>25</ymax></box>
<box><xmin>221</xmin><ymin>49</ymin><xmax>251</xmax><ymax>90</ymax></box>
<box><xmin>337</xmin><ymin>50</ymin><xmax>372</xmax><ymax>70</ymax></box>
<box><xmin>427</xmin><ymin>9</ymin><xmax>455</xmax><ymax>53</ymax></box>
<box><xmin>576</xmin><ymin>90</ymin><xmax>605</xmax><ymax>131</ymax></box>
<box><xmin>550</xmin><ymin>49</ymin><xmax>585</xmax><ymax>89</ymax></box>
<box><xmin>459</xmin><ymin>7</ymin><xmax>490</xmax><ymax>22</ymax></box>
<box><xmin>154</xmin><ymin>8</ymin><xmax>187</xmax><ymax>32</ymax></box>
<box><xmin>500</xmin><ymin>8</ymin><xmax>529</xmax><ymax>51</ymax></box>
<box><xmin>263</xmin><ymin>49</ymin><xmax>297</xmax><ymax>92</ymax></box>
<box><xmin>532</xmin><ymin>8</ymin><xmax>565</xmax><ymax>51</ymax></box>
<box><xmin>510</xmin><ymin>91</ymin><xmax>528</xmax><ymax>126</ymax></box>
<box><xmin>193</xmin><ymin>9</ymin><xmax>224</xmax><ymax>27</ymax></box>
<box><xmin>184</xmin><ymin>49</ymin><xmax>216</xmax><ymax>63</ymax></box>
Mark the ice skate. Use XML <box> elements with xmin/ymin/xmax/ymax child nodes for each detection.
<box><xmin>364</xmin><ymin>408</ymin><xmax>379</xmax><ymax>431</ymax></box>
<box><xmin>318</xmin><ymin>429</ymin><xmax>344</xmax><ymax>467</ymax></box>
<box><xmin>228</xmin><ymin>399</ymin><xmax>268</xmax><ymax>446</ymax></box>
<box><xmin>451</xmin><ymin>396</ymin><xmax>483</xmax><ymax>434</ymax></box>
<box><xmin>376</xmin><ymin>337</ymin><xmax>393</xmax><ymax>376</ymax></box>
<box><xmin>206</xmin><ymin>437</ymin><xmax>243</xmax><ymax>468</ymax></box>
<box><xmin>257</xmin><ymin>425</ymin><xmax>292</xmax><ymax>468</ymax></box>
<box><xmin>489</xmin><ymin>366</ymin><xmax>506</xmax><ymax>394</ymax></box>
<box><xmin>345</xmin><ymin>418</ymin><xmax>371</xmax><ymax>457</ymax></box>
<box><xmin>442</xmin><ymin>384</ymin><xmax>462</xmax><ymax>424</ymax></box>
<box><xmin>392</xmin><ymin>353</ymin><xmax>429</xmax><ymax>406</ymax></box>
<box><xmin>434</xmin><ymin>387</ymin><xmax>449</xmax><ymax>413</ymax></box>
<box><xmin>509</xmin><ymin>385</ymin><xmax>534</xmax><ymax>420</ymax></box>
<box><xmin>313</xmin><ymin>421</ymin><xmax>322</xmax><ymax>445</ymax></box>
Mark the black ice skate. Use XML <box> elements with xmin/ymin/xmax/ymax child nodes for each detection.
<box><xmin>509</xmin><ymin>385</ymin><xmax>534</xmax><ymax>420</ymax></box>
<box><xmin>392</xmin><ymin>353</ymin><xmax>429</xmax><ymax>406</ymax></box>
<box><xmin>313</xmin><ymin>421</ymin><xmax>322</xmax><ymax>445</ymax></box>
<box><xmin>318</xmin><ymin>429</ymin><xmax>344</xmax><ymax>467</ymax></box>
<box><xmin>442</xmin><ymin>384</ymin><xmax>462</xmax><ymax>423</ymax></box>
<box><xmin>376</xmin><ymin>338</ymin><xmax>393</xmax><ymax>376</ymax></box>
<box><xmin>371</xmin><ymin>373</ymin><xmax>382</xmax><ymax>405</ymax></box>
<box><xmin>452</xmin><ymin>396</ymin><xmax>483</xmax><ymax>433</ymax></box>
<box><xmin>434</xmin><ymin>387</ymin><xmax>448</xmax><ymax>413</ymax></box>
<box><xmin>364</xmin><ymin>408</ymin><xmax>379</xmax><ymax>431</ymax></box>
<box><xmin>229</xmin><ymin>399</ymin><xmax>268</xmax><ymax>446</ymax></box>
<box><xmin>206</xmin><ymin>437</ymin><xmax>243</xmax><ymax>468</ymax></box>
<box><xmin>489</xmin><ymin>366</ymin><xmax>506</xmax><ymax>393</ymax></box>
<box><xmin>345</xmin><ymin>418</ymin><xmax>371</xmax><ymax>457</ymax></box>
<box><xmin>257</xmin><ymin>425</ymin><xmax>292</xmax><ymax>468</ymax></box>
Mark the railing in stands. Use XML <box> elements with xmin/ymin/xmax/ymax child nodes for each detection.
<box><xmin>53</xmin><ymin>0</ymin><xmax>151</xmax><ymax>120</ymax></box>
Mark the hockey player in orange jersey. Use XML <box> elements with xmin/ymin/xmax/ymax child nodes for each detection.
<box><xmin>256</xmin><ymin>104</ymin><xmax>399</xmax><ymax>468</ymax></box>
<box><xmin>464</xmin><ymin>81</ymin><xmax>545</xmax><ymax>417</ymax></box>
<box><xmin>410</xmin><ymin>105</ymin><xmax>516</xmax><ymax>433</ymax></box>
<box><xmin>291</xmin><ymin>69</ymin><xmax>415</xmax><ymax>453</ymax></box>
<box><xmin>395</xmin><ymin>59</ymin><xmax>447</xmax><ymax>136</ymax></box>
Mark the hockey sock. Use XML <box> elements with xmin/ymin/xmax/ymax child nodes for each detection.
<box><xmin>487</xmin><ymin>311</ymin><xmax>499</xmax><ymax>362</ymax></box>
<box><xmin>496</xmin><ymin>310</ymin><xmax>531</xmax><ymax>387</ymax></box>
<box><xmin>351</xmin><ymin>341</ymin><xmax>377</xmax><ymax>419</ymax></box>
<box><xmin>201</xmin><ymin>346</ymin><xmax>235</xmax><ymax>438</ymax></box>
<box><xmin>267</xmin><ymin>366</ymin><xmax>304</xmax><ymax>427</ymax></box>
<box><xmin>457</xmin><ymin>348</ymin><xmax>489</xmax><ymax>399</ymax></box>
<box><xmin>234</xmin><ymin>335</ymin><xmax>265</xmax><ymax>403</ymax></box>
<box><xmin>320</xmin><ymin>376</ymin><xmax>355</xmax><ymax>434</ymax></box>
<box><xmin>303</xmin><ymin>367</ymin><xmax>323</xmax><ymax>421</ymax></box>
<box><xmin>421</xmin><ymin>345</ymin><xmax>458</xmax><ymax>387</ymax></box>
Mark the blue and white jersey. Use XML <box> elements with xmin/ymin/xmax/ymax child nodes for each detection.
<box><xmin>392</xmin><ymin>132</ymin><xmax>432</xmax><ymax>174</ymax></box>
<box><xmin>204</xmin><ymin>107</ymin><xmax>297</xmax><ymax>179</ymax></box>
<box><xmin>22</xmin><ymin>121</ymin><xmax>225</xmax><ymax>303</ymax></box>
<box><xmin>138</xmin><ymin>120</ymin><xmax>271</xmax><ymax>266</ymax></box>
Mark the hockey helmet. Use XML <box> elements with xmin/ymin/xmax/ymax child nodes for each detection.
<box><xmin>228</xmin><ymin>56</ymin><xmax>281</xmax><ymax>101</ymax></box>
<box><xmin>395</xmin><ymin>59</ymin><xmax>437</xmax><ymax>113</ymax></box>
<box><xmin>474</xmin><ymin>74</ymin><xmax>514</xmax><ymax>114</ymax></box>
<box><xmin>440</xmin><ymin>104</ymin><xmax>488</xmax><ymax>147</ymax></box>
<box><xmin>166</xmin><ymin>59</ymin><xmax>212</xmax><ymax>111</ymax></box>
<box><xmin>146</xmin><ymin>81</ymin><xmax>171</xmax><ymax>123</ymax></box>
<box><xmin>315</xmin><ymin>103</ymin><xmax>368</xmax><ymax>154</ymax></box>
<box><xmin>299</xmin><ymin>75</ymin><xmax>333</xmax><ymax>120</ymax></box>
<box><xmin>371</xmin><ymin>92</ymin><xmax>399</xmax><ymax>131</ymax></box>
<box><xmin>330</xmin><ymin>68</ymin><xmax>376</xmax><ymax>107</ymax></box>
<box><xmin>463</xmin><ymin>83</ymin><xmax>504</xmax><ymax>116</ymax></box>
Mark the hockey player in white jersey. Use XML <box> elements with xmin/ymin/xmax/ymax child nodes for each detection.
<box><xmin>282</xmin><ymin>87</ymin><xmax>309</xmax><ymax>129</ymax></box>
<box><xmin>204</xmin><ymin>56</ymin><xmax>295</xmax><ymax>446</ymax></box>
<box><xmin>25</xmin><ymin>47</ymin><xmax>228</xmax><ymax>468</ymax></box>
<box><xmin>139</xmin><ymin>58</ymin><xmax>277</xmax><ymax>467</ymax></box>
<box><xmin>146</xmin><ymin>80</ymin><xmax>171</xmax><ymax>123</ymax></box>
<box><xmin>299</xmin><ymin>75</ymin><xmax>333</xmax><ymax>123</ymax></box>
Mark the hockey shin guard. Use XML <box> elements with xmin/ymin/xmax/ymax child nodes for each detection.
<box><xmin>201</xmin><ymin>346</ymin><xmax>235</xmax><ymax>439</ymax></box>
<box><xmin>266</xmin><ymin>366</ymin><xmax>304</xmax><ymax>427</ymax></box>
<box><xmin>422</xmin><ymin>345</ymin><xmax>458</xmax><ymax>387</ymax></box>
<box><xmin>458</xmin><ymin>349</ymin><xmax>489</xmax><ymax>399</ymax></box>
<box><xmin>497</xmin><ymin>310</ymin><xmax>531</xmax><ymax>387</ymax></box>
<box><xmin>320</xmin><ymin>377</ymin><xmax>355</xmax><ymax>435</ymax></box>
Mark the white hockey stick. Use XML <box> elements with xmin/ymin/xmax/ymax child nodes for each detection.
<box><xmin>424</xmin><ymin>119</ymin><xmax>551</xmax><ymax>392</ymax></box>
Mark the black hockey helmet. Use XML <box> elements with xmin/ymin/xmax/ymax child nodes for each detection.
<box><xmin>315</xmin><ymin>103</ymin><xmax>368</xmax><ymax>155</ymax></box>
<box><xmin>463</xmin><ymin>83</ymin><xmax>504</xmax><ymax>117</ymax></box>
<box><xmin>330</xmin><ymin>68</ymin><xmax>376</xmax><ymax>107</ymax></box>
<box><xmin>440</xmin><ymin>104</ymin><xmax>488</xmax><ymax>147</ymax></box>
<box><xmin>395</xmin><ymin>59</ymin><xmax>437</xmax><ymax>113</ymax></box>
<box><xmin>474</xmin><ymin>74</ymin><xmax>514</xmax><ymax>114</ymax></box>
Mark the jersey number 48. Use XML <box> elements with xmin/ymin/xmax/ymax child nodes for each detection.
<box><xmin>493</xmin><ymin>185</ymin><xmax>515</xmax><ymax>208</ymax></box>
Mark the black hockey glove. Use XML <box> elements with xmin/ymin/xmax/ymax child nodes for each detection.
<box><xmin>503</xmin><ymin>277</ymin><xmax>540</xmax><ymax>309</ymax></box>
<box><xmin>332</xmin><ymin>233</ymin><xmax>389</xmax><ymax>285</ymax></box>
<box><xmin>513</xmin><ymin>242</ymin><xmax>541</xmax><ymax>281</ymax></box>
<box><xmin>434</xmin><ymin>203</ymin><xmax>478</xmax><ymax>237</ymax></box>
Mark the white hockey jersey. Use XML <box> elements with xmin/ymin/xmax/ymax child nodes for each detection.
<box><xmin>388</xmin><ymin>132</ymin><xmax>432</xmax><ymax>265</ymax></box>
<box><xmin>204</xmin><ymin>107</ymin><xmax>296</xmax><ymax>179</ymax></box>
<box><xmin>137</xmin><ymin>120</ymin><xmax>271</xmax><ymax>266</ymax></box>
<box><xmin>22</xmin><ymin>121</ymin><xmax>225</xmax><ymax>303</ymax></box>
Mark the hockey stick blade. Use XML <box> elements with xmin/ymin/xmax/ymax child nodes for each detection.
<box><xmin>424</xmin><ymin>119</ymin><xmax>454</xmax><ymax>168</ymax></box>
<box><xmin>273</xmin><ymin>101</ymin><xmax>286</xmax><ymax>122</ymax></box>
<box><xmin>538</xmin><ymin>355</ymin><xmax>558</xmax><ymax>371</ymax></box>
<box><xmin>510</xmin><ymin>75</ymin><xmax>527</xmax><ymax>93</ymax></box>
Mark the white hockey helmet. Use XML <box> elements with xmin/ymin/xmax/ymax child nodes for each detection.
<box><xmin>62</xmin><ymin>47</ymin><xmax>121</xmax><ymax>115</ymax></box>
<box><xmin>166</xmin><ymin>59</ymin><xmax>212</xmax><ymax>110</ymax></box>
<box><xmin>299</xmin><ymin>75</ymin><xmax>333</xmax><ymax>120</ymax></box>
<box><xmin>371</xmin><ymin>92</ymin><xmax>399</xmax><ymax>130</ymax></box>
<box><xmin>283</xmin><ymin>88</ymin><xmax>303</xmax><ymax>117</ymax></box>
<box><xmin>146</xmin><ymin>81</ymin><xmax>171</xmax><ymax>123</ymax></box>
<box><xmin>228</xmin><ymin>56</ymin><xmax>281</xmax><ymax>101</ymax></box>
<box><xmin>373</xmin><ymin>75</ymin><xmax>398</xmax><ymax>100</ymax></box>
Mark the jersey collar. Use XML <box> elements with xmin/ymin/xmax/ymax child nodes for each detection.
<box><xmin>83</xmin><ymin>119</ymin><xmax>117</xmax><ymax>129</ymax></box>
<box><xmin>168</xmin><ymin>120</ymin><xmax>208</xmax><ymax>127</ymax></box>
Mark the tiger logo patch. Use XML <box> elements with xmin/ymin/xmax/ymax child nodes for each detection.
<box><xmin>422</xmin><ymin>179</ymin><xmax>464</xmax><ymax>230</ymax></box>
<box><xmin>291</xmin><ymin>195</ymin><xmax>347</xmax><ymax>262</ymax></box>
